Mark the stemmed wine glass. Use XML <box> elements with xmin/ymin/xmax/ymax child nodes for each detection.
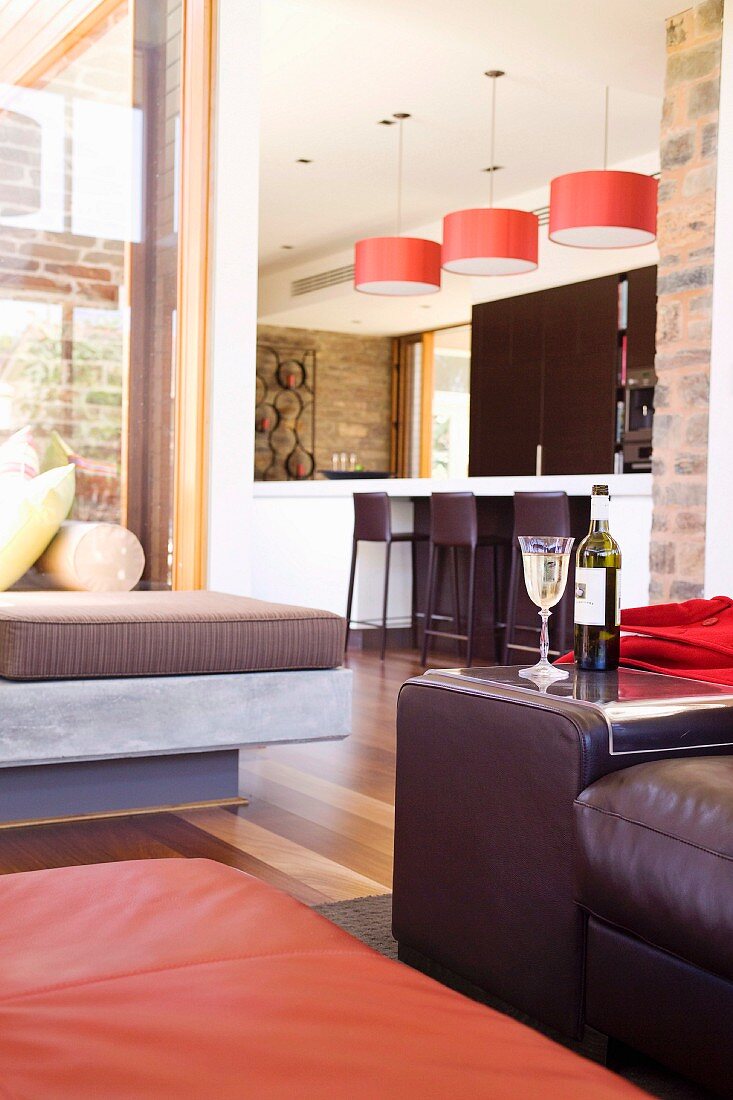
<box><xmin>517</xmin><ymin>535</ymin><xmax>575</xmax><ymax>685</ymax></box>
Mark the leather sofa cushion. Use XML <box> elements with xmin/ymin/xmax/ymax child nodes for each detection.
<box><xmin>0</xmin><ymin>858</ymin><xmax>644</xmax><ymax>1098</ymax></box>
<box><xmin>0</xmin><ymin>590</ymin><xmax>345</xmax><ymax>679</ymax></box>
<box><xmin>575</xmin><ymin>756</ymin><xmax>733</xmax><ymax>982</ymax></box>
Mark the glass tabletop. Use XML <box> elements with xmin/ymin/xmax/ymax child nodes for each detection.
<box><xmin>435</xmin><ymin>665</ymin><xmax>733</xmax><ymax>708</ymax></box>
<box><xmin>427</xmin><ymin>665</ymin><xmax>733</xmax><ymax>756</ymax></box>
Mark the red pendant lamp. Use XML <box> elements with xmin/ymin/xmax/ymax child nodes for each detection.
<box><xmin>549</xmin><ymin>87</ymin><xmax>657</xmax><ymax>248</ymax></box>
<box><xmin>442</xmin><ymin>71</ymin><xmax>538</xmax><ymax>276</ymax></box>
<box><xmin>354</xmin><ymin>113</ymin><xmax>441</xmax><ymax>296</ymax></box>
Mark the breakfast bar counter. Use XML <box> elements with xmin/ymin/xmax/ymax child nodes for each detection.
<box><xmin>252</xmin><ymin>473</ymin><xmax>652</xmax><ymax>501</ymax></box>
<box><xmin>251</xmin><ymin>474</ymin><xmax>652</xmax><ymax>653</ymax></box>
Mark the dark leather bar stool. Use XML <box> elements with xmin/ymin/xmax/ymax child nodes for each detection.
<box><xmin>503</xmin><ymin>491</ymin><xmax>572</xmax><ymax>664</ymax></box>
<box><xmin>421</xmin><ymin>492</ymin><xmax>507</xmax><ymax>668</ymax></box>
<box><xmin>345</xmin><ymin>492</ymin><xmax>427</xmax><ymax>660</ymax></box>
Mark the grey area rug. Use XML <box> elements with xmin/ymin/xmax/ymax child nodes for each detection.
<box><xmin>314</xmin><ymin>894</ymin><xmax>710</xmax><ymax>1100</ymax></box>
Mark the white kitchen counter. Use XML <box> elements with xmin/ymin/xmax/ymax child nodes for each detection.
<box><xmin>251</xmin><ymin>474</ymin><xmax>652</xmax><ymax>626</ymax></box>
<box><xmin>253</xmin><ymin>473</ymin><xmax>651</xmax><ymax>499</ymax></box>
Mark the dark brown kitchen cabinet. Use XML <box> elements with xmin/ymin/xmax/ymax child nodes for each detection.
<box><xmin>469</xmin><ymin>273</ymin><xmax>632</xmax><ymax>476</ymax></box>
<box><xmin>626</xmin><ymin>266</ymin><xmax>658</xmax><ymax>372</ymax></box>
<box><xmin>540</xmin><ymin>278</ymin><xmax>618</xmax><ymax>474</ymax></box>
<box><xmin>541</xmin><ymin>350</ymin><xmax>616</xmax><ymax>473</ymax></box>
<box><xmin>469</xmin><ymin>293</ymin><xmax>543</xmax><ymax>475</ymax></box>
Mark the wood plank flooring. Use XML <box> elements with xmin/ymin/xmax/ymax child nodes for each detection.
<box><xmin>0</xmin><ymin>649</ymin><xmax>425</xmax><ymax>903</ymax></box>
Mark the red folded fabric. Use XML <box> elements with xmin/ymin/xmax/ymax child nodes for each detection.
<box><xmin>557</xmin><ymin>596</ymin><xmax>733</xmax><ymax>686</ymax></box>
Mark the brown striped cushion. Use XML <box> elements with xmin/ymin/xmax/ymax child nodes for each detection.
<box><xmin>0</xmin><ymin>591</ymin><xmax>345</xmax><ymax>680</ymax></box>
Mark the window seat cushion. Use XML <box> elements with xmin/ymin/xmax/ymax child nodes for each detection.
<box><xmin>0</xmin><ymin>590</ymin><xmax>345</xmax><ymax>680</ymax></box>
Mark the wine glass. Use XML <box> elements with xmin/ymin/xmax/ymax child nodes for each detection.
<box><xmin>517</xmin><ymin>535</ymin><xmax>575</xmax><ymax>685</ymax></box>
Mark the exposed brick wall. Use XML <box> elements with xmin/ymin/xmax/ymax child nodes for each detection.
<box><xmin>0</xmin><ymin>110</ymin><xmax>41</xmax><ymax>219</ymax></box>
<box><xmin>0</xmin><ymin>229</ymin><xmax>123</xmax><ymax>307</ymax></box>
<box><xmin>256</xmin><ymin>324</ymin><xmax>393</xmax><ymax>476</ymax></box>
<box><xmin>650</xmin><ymin>0</ymin><xmax>722</xmax><ymax>602</ymax></box>
<box><xmin>0</xmin><ymin>93</ymin><xmax>123</xmax><ymax>309</ymax></box>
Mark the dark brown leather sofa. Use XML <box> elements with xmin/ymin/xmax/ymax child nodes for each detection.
<box><xmin>392</xmin><ymin>668</ymin><xmax>733</xmax><ymax>1097</ymax></box>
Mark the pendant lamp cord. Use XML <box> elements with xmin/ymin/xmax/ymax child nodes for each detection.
<box><xmin>603</xmin><ymin>85</ymin><xmax>609</xmax><ymax>171</ymax></box>
<box><xmin>396</xmin><ymin>115</ymin><xmax>403</xmax><ymax>236</ymax></box>
<box><xmin>489</xmin><ymin>74</ymin><xmax>497</xmax><ymax>208</ymax></box>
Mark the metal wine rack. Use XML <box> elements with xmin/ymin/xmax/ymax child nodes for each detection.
<box><xmin>254</xmin><ymin>343</ymin><xmax>316</xmax><ymax>481</ymax></box>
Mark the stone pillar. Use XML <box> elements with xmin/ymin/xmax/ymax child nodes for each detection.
<box><xmin>650</xmin><ymin>0</ymin><xmax>723</xmax><ymax>602</ymax></box>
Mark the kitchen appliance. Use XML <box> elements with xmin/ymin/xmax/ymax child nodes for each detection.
<box><xmin>623</xmin><ymin>367</ymin><xmax>656</xmax><ymax>473</ymax></box>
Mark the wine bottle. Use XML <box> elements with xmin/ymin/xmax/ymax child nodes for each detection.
<box><xmin>574</xmin><ymin>485</ymin><xmax>621</xmax><ymax>671</ymax></box>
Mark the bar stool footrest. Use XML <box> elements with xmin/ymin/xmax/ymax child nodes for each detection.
<box><xmin>423</xmin><ymin>628</ymin><xmax>469</xmax><ymax>643</ymax></box>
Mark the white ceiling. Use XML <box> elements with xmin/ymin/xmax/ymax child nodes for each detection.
<box><xmin>258</xmin><ymin>0</ymin><xmax>673</xmax><ymax>332</ymax></box>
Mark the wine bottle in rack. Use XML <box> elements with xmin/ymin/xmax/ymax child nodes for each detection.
<box><xmin>574</xmin><ymin>485</ymin><xmax>621</xmax><ymax>671</ymax></box>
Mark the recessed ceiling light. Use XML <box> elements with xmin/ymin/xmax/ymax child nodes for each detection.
<box><xmin>378</xmin><ymin>119</ymin><xmax>396</xmax><ymax>126</ymax></box>
<box><xmin>280</xmin><ymin>244</ymin><xmax>294</xmax><ymax>250</ymax></box>
<box><xmin>295</xmin><ymin>157</ymin><xmax>312</xmax><ymax>164</ymax></box>
<box><xmin>351</xmin><ymin>319</ymin><xmax>362</xmax><ymax>324</ymax></box>
<box><xmin>419</xmin><ymin>305</ymin><xmax>431</xmax><ymax>309</ymax></box>
<box><xmin>481</xmin><ymin>165</ymin><xmax>504</xmax><ymax>173</ymax></box>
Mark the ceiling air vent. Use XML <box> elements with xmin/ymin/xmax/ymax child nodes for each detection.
<box><xmin>291</xmin><ymin>264</ymin><xmax>355</xmax><ymax>297</ymax></box>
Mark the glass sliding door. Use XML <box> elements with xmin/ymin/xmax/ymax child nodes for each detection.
<box><xmin>431</xmin><ymin>325</ymin><xmax>471</xmax><ymax>479</ymax></box>
<box><xmin>394</xmin><ymin>325</ymin><xmax>471</xmax><ymax>478</ymax></box>
<box><xmin>0</xmin><ymin>0</ymin><xmax>211</xmax><ymax>589</ymax></box>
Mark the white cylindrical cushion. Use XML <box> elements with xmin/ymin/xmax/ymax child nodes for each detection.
<box><xmin>36</xmin><ymin>521</ymin><xmax>145</xmax><ymax>592</ymax></box>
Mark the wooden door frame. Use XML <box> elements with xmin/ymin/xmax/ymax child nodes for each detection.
<box><xmin>418</xmin><ymin>331</ymin><xmax>434</xmax><ymax>477</ymax></box>
<box><xmin>392</xmin><ymin>331</ymin><xmax>435</xmax><ymax>478</ymax></box>
<box><xmin>392</xmin><ymin>335</ymin><xmax>416</xmax><ymax>477</ymax></box>
<box><xmin>11</xmin><ymin>0</ymin><xmax>125</xmax><ymax>88</ymax></box>
<box><xmin>171</xmin><ymin>0</ymin><xmax>216</xmax><ymax>589</ymax></box>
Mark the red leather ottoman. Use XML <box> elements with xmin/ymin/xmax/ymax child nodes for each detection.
<box><xmin>0</xmin><ymin>859</ymin><xmax>644</xmax><ymax>1099</ymax></box>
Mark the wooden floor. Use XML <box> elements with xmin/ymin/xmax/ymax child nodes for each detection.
<box><xmin>0</xmin><ymin>649</ymin><xmax>426</xmax><ymax>904</ymax></box>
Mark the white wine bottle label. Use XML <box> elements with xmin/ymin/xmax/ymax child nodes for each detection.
<box><xmin>575</xmin><ymin>567</ymin><xmax>621</xmax><ymax>627</ymax></box>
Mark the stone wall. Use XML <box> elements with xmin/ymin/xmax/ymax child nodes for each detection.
<box><xmin>650</xmin><ymin>0</ymin><xmax>722</xmax><ymax>601</ymax></box>
<box><xmin>256</xmin><ymin>323</ymin><xmax>393</xmax><ymax>476</ymax></box>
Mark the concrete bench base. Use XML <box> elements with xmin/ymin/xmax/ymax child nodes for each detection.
<box><xmin>0</xmin><ymin>667</ymin><xmax>351</xmax><ymax>825</ymax></box>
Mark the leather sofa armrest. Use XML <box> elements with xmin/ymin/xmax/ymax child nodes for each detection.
<box><xmin>414</xmin><ymin>668</ymin><xmax>733</xmax><ymax>786</ymax></box>
<box><xmin>393</xmin><ymin>669</ymin><xmax>733</xmax><ymax>1040</ymax></box>
<box><xmin>393</xmin><ymin>672</ymin><xmax>596</xmax><ymax>1038</ymax></box>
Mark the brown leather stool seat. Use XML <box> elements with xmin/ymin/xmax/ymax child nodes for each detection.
<box><xmin>575</xmin><ymin>756</ymin><xmax>733</xmax><ymax>983</ymax></box>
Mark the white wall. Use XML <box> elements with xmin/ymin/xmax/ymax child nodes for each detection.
<box><xmin>705</xmin><ymin>9</ymin><xmax>733</xmax><ymax>597</ymax></box>
<box><xmin>251</xmin><ymin>494</ymin><xmax>415</xmax><ymax>621</ymax></box>
<box><xmin>207</xmin><ymin>0</ymin><xmax>260</xmax><ymax>594</ymax></box>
